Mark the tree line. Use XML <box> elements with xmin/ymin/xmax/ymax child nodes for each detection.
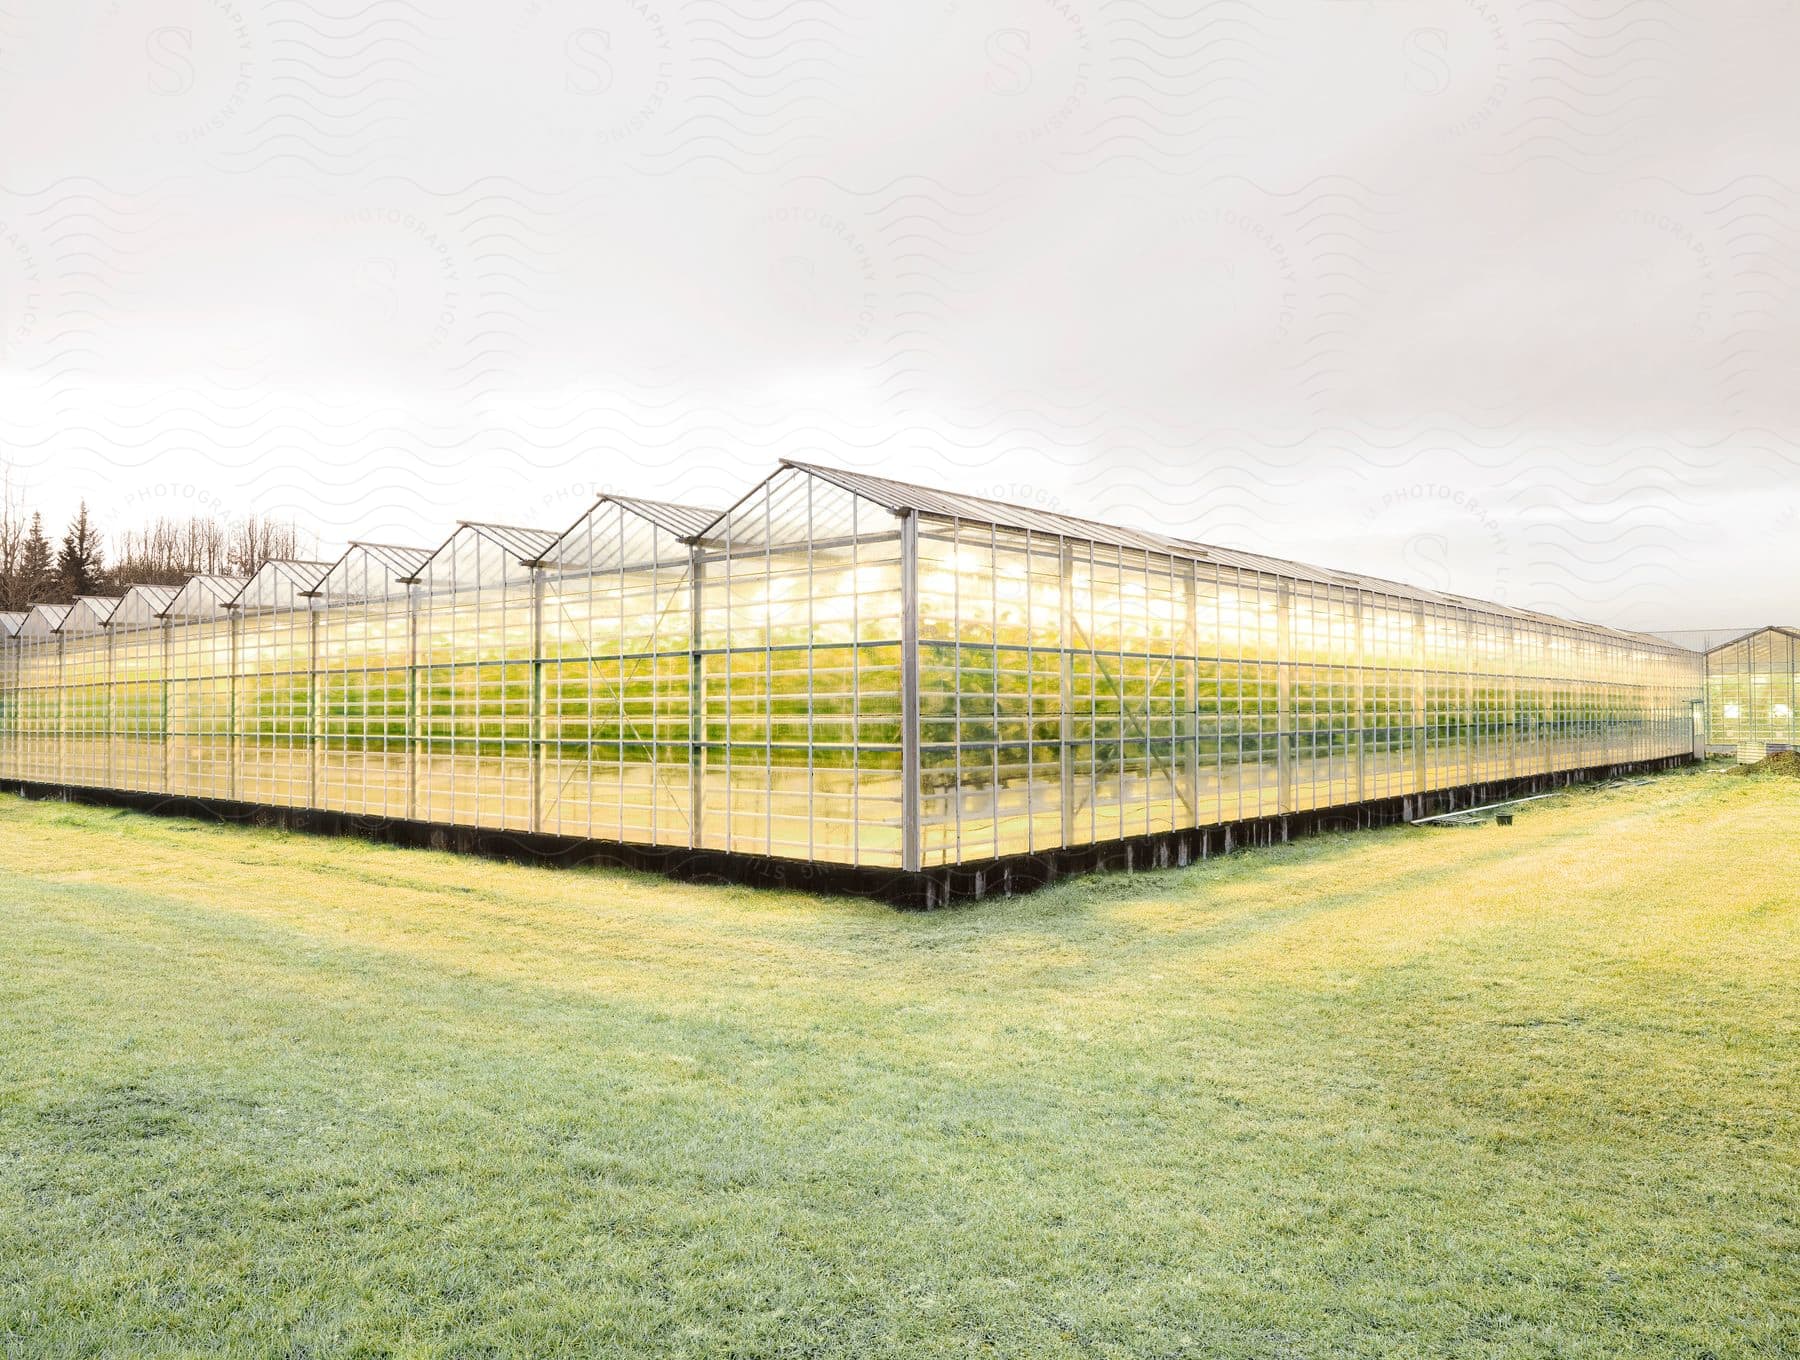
<box><xmin>0</xmin><ymin>485</ymin><xmax>317</xmax><ymax>613</ymax></box>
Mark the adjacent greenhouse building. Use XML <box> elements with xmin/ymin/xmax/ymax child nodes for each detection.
<box><xmin>0</xmin><ymin>461</ymin><xmax>1708</xmax><ymax>902</ymax></box>
<box><xmin>1704</xmin><ymin>626</ymin><xmax>1799</xmax><ymax>763</ymax></box>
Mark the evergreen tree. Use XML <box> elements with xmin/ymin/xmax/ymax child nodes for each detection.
<box><xmin>20</xmin><ymin>512</ymin><xmax>52</xmax><ymax>603</ymax></box>
<box><xmin>55</xmin><ymin>502</ymin><xmax>104</xmax><ymax>599</ymax></box>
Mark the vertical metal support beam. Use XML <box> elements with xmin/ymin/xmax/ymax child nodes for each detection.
<box><xmin>1183</xmin><ymin>559</ymin><xmax>1201</xmax><ymax>828</ymax></box>
<box><xmin>807</xmin><ymin>489</ymin><xmax>819</xmax><ymax>863</ymax></box>
<box><xmin>308</xmin><ymin>608</ymin><xmax>319</xmax><ymax>811</ymax></box>
<box><xmin>1353</xmin><ymin>592</ymin><xmax>1367</xmax><ymax>804</ymax></box>
<box><xmin>159</xmin><ymin>622</ymin><xmax>170</xmax><ymax>796</ymax></box>
<box><xmin>1543</xmin><ymin>631</ymin><xmax>1553</xmax><ymax>778</ymax></box>
<box><xmin>1579</xmin><ymin>635</ymin><xmax>1590</xmax><ymax>773</ymax></box>
<box><xmin>1506</xmin><ymin>620</ymin><xmax>1518</xmax><ymax>782</ymax></box>
<box><xmin>720</xmin><ymin>526</ymin><xmax>735</xmax><ymax>853</ymax></box>
<box><xmin>899</xmin><ymin>510</ymin><xmax>922</xmax><ymax>874</ymax></box>
<box><xmin>1058</xmin><ymin>539</ymin><xmax>1075</xmax><ymax>849</ymax></box>
<box><xmin>760</xmin><ymin>501</ymin><xmax>774</xmax><ymax>858</ymax></box>
<box><xmin>688</xmin><ymin>543</ymin><xmax>706</xmax><ymax>851</ymax></box>
<box><xmin>1021</xmin><ymin>531</ymin><xmax>1034</xmax><ymax>851</ymax></box>
<box><xmin>54</xmin><ymin>629</ymin><xmax>64</xmax><ymax>785</ymax></box>
<box><xmin>405</xmin><ymin>585</ymin><xmax>418</xmax><ymax>822</ymax></box>
<box><xmin>1412</xmin><ymin>602</ymin><xmax>1428</xmax><ymax>794</ymax></box>
<box><xmin>1465</xmin><ymin>610</ymin><xmax>1477</xmax><ymax>787</ymax></box>
<box><xmin>1</xmin><ymin>641</ymin><xmax>10</xmax><ymax>781</ymax></box>
<box><xmin>949</xmin><ymin>518</ymin><xmax>963</xmax><ymax>861</ymax></box>
<box><xmin>849</xmin><ymin>515</ymin><xmax>863</xmax><ymax>863</ymax></box>
<box><xmin>1276</xmin><ymin>579</ymin><xmax>1292</xmax><ymax>816</ymax></box>
<box><xmin>9</xmin><ymin>639</ymin><xmax>18</xmax><ymax>779</ymax></box>
<box><xmin>619</xmin><ymin>539</ymin><xmax>631</xmax><ymax>844</ymax></box>
<box><xmin>1785</xmin><ymin>634</ymin><xmax>1797</xmax><ymax>750</ymax></box>
<box><xmin>227</xmin><ymin>610</ymin><xmax>239</xmax><ymax>802</ymax></box>
<box><xmin>529</xmin><ymin>567</ymin><xmax>545</xmax><ymax>835</ymax></box>
<box><xmin>104</xmin><ymin>626</ymin><xmax>115</xmax><ymax>790</ymax></box>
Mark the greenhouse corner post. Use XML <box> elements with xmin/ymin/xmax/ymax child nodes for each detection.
<box><xmin>227</xmin><ymin>609</ymin><xmax>238</xmax><ymax>803</ymax></box>
<box><xmin>1276</xmin><ymin>579</ymin><xmax>1293</xmax><ymax>818</ymax></box>
<box><xmin>1411</xmin><ymin>599</ymin><xmax>1428</xmax><ymax>809</ymax></box>
<box><xmin>54</xmin><ymin>629</ymin><xmax>64</xmax><ymax>787</ymax></box>
<box><xmin>1463</xmin><ymin>612</ymin><xmax>1477</xmax><ymax>788</ymax></box>
<box><xmin>307</xmin><ymin>608</ymin><xmax>319</xmax><ymax>811</ymax></box>
<box><xmin>160</xmin><ymin>622</ymin><xmax>171</xmax><ymax>797</ymax></box>
<box><xmin>530</xmin><ymin>565</ymin><xmax>544</xmax><ymax>835</ymax></box>
<box><xmin>900</xmin><ymin>508</ymin><xmax>921</xmax><ymax>875</ymax></box>
<box><xmin>688</xmin><ymin>542</ymin><xmax>705</xmax><ymax>853</ymax></box>
<box><xmin>1183</xmin><ymin>558</ymin><xmax>1201</xmax><ymax>829</ymax></box>
<box><xmin>1353</xmin><ymin>592</ymin><xmax>1369</xmax><ymax>804</ymax></box>
<box><xmin>1506</xmin><ymin>619</ymin><xmax>1518</xmax><ymax>783</ymax></box>
<box><xmin>1058</xmin><ymin>539</ymin><xmax>1075</xmax><ymax>850</ymax></box>
<box><xmin>104</xmin><ymin>626</ymin><xmax>115</xmax><ymax>790</ymax></box>
<box><xmin>406</xmin><ymin>582</ymin><xmax>419</xmax><ymax>823</ymax></box>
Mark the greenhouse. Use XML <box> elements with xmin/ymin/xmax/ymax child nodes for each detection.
<box><xmin>1704</xmin><ymin>626</ymin><xmax>1799</xmax><ymax>762</ymax></box>
<box><xmin>0</xmin><ymin>461</ymin><xmax>1707</xmax><ymax>900</ymax></box>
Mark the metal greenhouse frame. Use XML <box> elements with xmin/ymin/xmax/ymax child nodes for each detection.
<box><xmin>309</xmin><ymin>543</ymin><xmax>431</xmax><ymax>819</ymax></box>
<box><xmin>54</xmin><ymin>594</ymin><xmax>121</xmax><ymax>790</ymax></box>
<box><xmin>531</xmin><ymin>496</ymin><xmax>718</xmax><ymax>850</ymax></box>
<box><xmin>0</xmin><ymin>461</ymin><xmax>1709</xmax><ymax>903</ymax></box>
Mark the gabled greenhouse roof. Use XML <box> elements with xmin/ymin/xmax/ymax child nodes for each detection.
<box><xmin>263</xmin><ymin>558</ymin><xmax>333</xmax><ymax>590</ymax></box>
<box><xmin>1647</xmin><ymin>627</ymin><xmax>1754</xmax><ymax>652</ymax></box>
<box><xmin>109</xmin><ymin>585</ymin><xmax>179</xmax><ymax>627</ymax></box>
<box><xmin>305</xmin><ymin>543</ymin><xmax>433</xmax><ymax>601</ymax></box>
<box><xmin>606</xmin><ymin>497</ymin><xmax>721</xmax><ymax>541</ymax></box>
<box><xmin>778</xmin><ymin>459</ymin><xmax>1193</xmax><ymax>559</ymax></box>
<box><xmin>349</xmin><ymin>544</ymin><xmax>432</xmax><ymax>580</ymax></box>
<box><xmin>1704</xmin><ymin>625</ymin><xmax>1800</xmax><ymax>655</ymax></box>
<box><xmin>776</xmin><ymin>460</ymin><xmax>1684</xmax><ymax>652</ymax></box>
<box><xmin>0</xmin><ymin>611</ymin><xmax>25</xmax><ymax>638</ymax></box>
<box><xmin>454</xmin><ymin>521</ymin><xmax>561</xmax><ymax>563</ymax></box>
<box><xmin>231</xmin><ymin>559</ymin><xmax>333</xmax><ymax>611</ymax></box>
<box><xmin>692</xmin><ymin>462</ymin><xmax>897</xmax><ymax>551</ymax></box>
<box><xmin>532</xmin><ymin>496</ymin><xmax>722</xmax><ymax>572</ymax></box>
<box><xmin>403</xmin><ymin>522</ymin><xmax>560</xmax><ymax>587</ymax></box>
<box><xmin>21</xmin><ymin>604</ymin><xmax>71</xmax><ymax>637</ymax></box>
<box><xmin>57</xmin><ymin>596</ymin><xmax>123</xmax><ymax>632</ymax></box>
<box><xmin>161</xmin><ymin>574</ymin><xmax>247</xmax><ymax>618</ymax></box>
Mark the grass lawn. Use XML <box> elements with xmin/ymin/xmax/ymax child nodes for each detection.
<box><xmin>0</xmin><ymin>767</ymin><xmax>1794</xmax><ymax>1359</ymax></box>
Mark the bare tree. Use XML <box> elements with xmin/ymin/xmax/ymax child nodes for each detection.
<box><xmin>111</xmin><ymin>515</ymin><xmax>233</xmax><ymax>586</ymax></box>
<box><xmin>0</xmin><ymin>493</ymin><xmax>323</xmax><ymax>597</ymax></box>
<box><xmin>0</xmin><ymin>468</ymin><xmax>28</xmax><ymax>611</ymax></box>
<box><xmin>227</xmin><ymin>515</ymin><xmax>316</xmax><ymax>577</ymax></box>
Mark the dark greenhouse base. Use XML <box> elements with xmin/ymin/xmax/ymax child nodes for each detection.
<box><xmin>905</xmin><ymin>756</ymin><xmax>1698</xmax><ymax>907</ymax></box>
<box><xmin>3</xmin><ymin>756</ymin><xmax>1694</xmax><ymax>908</ymax></box>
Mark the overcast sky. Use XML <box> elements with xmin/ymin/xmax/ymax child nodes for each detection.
<box><xmin>0</xmin><ymin>0</ymin><xmax>1794</xmax><ymax>630</ymax></box>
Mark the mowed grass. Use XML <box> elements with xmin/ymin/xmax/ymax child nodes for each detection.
<box><xmin>0</xmin><ymin>770</ymin><xmax>1794</xmax><ymax>1359</ymax></box>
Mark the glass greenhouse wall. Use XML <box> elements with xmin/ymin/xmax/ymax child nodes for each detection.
<box><xmin>1705</xmin><ymin>627</ymin><xmax>1799</xmax><ymax>762</ymax></box>
<box><xmin>0</xmin><ymin>462</ymin><xmax>1706</xmax><ymax>886</ymax></box>
<box><xmin>539</xmin><ymin>498</ymin><xmax>714</xmax><ymax>850</ymax></box>
<box><xmin>313</xmin><ymin>544</ymin><xmax>430</xmax><ymax>819</ymax></box>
